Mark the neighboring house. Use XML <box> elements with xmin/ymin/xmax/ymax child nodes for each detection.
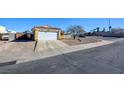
<box><xmin>0</xmin><ymin>26</ymin><xmax>9</xmax><ymax>40</ymax></box>
<box><xmin>0</xmin><ymin>26</ymin><xmax>8</xmax><ymax>33</ymax></box>
<box><xmin>8</xmin><ymin>30</ymin><xmax>17</xmax><ymax>34</ymax></box>
<box><xmin>15</xmin><ymin>33</ymin><xmax>33</xmax><ymax>40</ymax></box>
<box><xmin>111</xmin><ymin>28</ymin><xmax>124</xmax><ymax>34</ymax></box>
<box><xmin>32</xmin><ymin>25</ymin><xmax>62</xmax><ymax>41</ymax></box>
<box><xmin>0</xmin><ymin>26</ymin><xmax>18</xmax><ymax>41</ymax></box>
<box><xmin>23</xmin><ymin>30</ymin><xmax>33</xmax><ymax>34</ymax></box>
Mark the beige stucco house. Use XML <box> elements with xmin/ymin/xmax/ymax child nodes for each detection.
<box><xmin>32</xmin><ymin>25</ymin><xmax>62</xmax><ymax>41</ymax></box>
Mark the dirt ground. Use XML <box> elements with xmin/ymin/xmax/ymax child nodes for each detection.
<box><xmin>0</xmin><ymin>41</ymin><xmax>12</xmax><ymax>51</ymax></box>
<box><xmin>61</xmin><ymin>36</ymin><xmax>102</xmax><ymax>46</ymax></box>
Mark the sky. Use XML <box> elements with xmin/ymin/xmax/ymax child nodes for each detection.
<box><xmin>0</xmin><ymin>18</ymin><xmax>124</xmax><ymax>32</ymax></box>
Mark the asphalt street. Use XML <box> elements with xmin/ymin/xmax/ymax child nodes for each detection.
<box><xmin>0</xmin><ymin>39</ymin><xmax>124</xmax><ymax>74</ymax></box>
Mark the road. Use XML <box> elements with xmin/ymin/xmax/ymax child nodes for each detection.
<box><xmin>0</xmin><ymin>39</ymin><xmax>124</xmax><ymax>74</ymax></box>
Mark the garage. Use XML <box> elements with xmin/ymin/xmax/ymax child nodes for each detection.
<box><xmin>38</xmin><ymin>32</ymin><xmax>57</xmax><ymax>40</ymax></box>
<box><xmin>32</xmin><ymin>25</ymin><xmax>62</xmax><ymax>41</ymax></box>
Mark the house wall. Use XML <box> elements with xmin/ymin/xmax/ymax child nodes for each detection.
<box><xmin>88</xmin><ymin>32</ymin><xmax>124</xmax><ymax>37</ymax></box>
<box><xmin>9</xmin><ymin>33</ymin><xmax>15</xmax><ymax>41</ymax></box>
<box><xmin>34</xmin><ymin>30</ymin><xmax>39</xmax><ymax>41</ymax></box>
<box><xmin>60</xmin><ymin>31</ymin><xmax>64</xmax><ymax>39</ymax></box>
<box><xmin>111</xmin><ymin>29</ymin><xmax>124</xmax><ymax>34</ymax></box>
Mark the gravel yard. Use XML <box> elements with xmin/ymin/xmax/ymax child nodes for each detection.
<box><xmin>61</xmin><ymin>36</ymin><xmax>102</xmax><ymax>46</ymax></box>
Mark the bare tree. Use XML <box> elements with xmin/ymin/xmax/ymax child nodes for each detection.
<box><xmin>67</xmin><ymin>25</ymin><xmax>85</xmax><ymax>39</ymax></box>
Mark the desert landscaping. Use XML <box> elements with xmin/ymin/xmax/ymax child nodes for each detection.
<box><xmin>61</xmin><ymin>36</ymin><xmax>102</xmax><ymax>46</ymax></box>
<box><xmin>0</xmin><ymin>19</ymin><xmax>124</xmax><ymax>74</ymax></box>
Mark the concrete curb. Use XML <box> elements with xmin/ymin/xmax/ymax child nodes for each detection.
<box><xmin>0</xmin><ymin>60</ymin><xmax>16</xmax><ymax>66</ymax></box>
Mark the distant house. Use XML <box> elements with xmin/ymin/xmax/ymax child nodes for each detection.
<box><xmin>0</xmin><ymin>26</ymin><xmax>9</xmax><ymax>40</ymax></box>
<box><xmin>15</xmin><ymin>33</ymin><xmax>32</xmax><ymax>40</ymax></box>
<box><xmin>111</xmin><ymin>28</ymin><xmax>124</xmax><ymax>34</ymax></box>
<box><xmin>0</xmin><ymin>26</ymin><xmax>17</xmax><ymax>41</ymax></box>
<box><xmin>32</xmin><ymin>25</ymin><xmax>62</xmax><ymax>41</ymax></box>
<box><xmin>8</xmin><ymin>30</ymin><xmax>17</xmax><ymax>34</ymax></box>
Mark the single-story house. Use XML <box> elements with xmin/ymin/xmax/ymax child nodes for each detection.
<box><xmin>0</xmin><ymin>26</ymin><xmax>17</xmax><ymax>41</ymax></box>
<box><xmin>111</xmin><ymin>28</ymin><xmax>124</xmax><ymax>34</ymax></box>
<box><xmin>31</xmin><ymin>25</ymin><xmax>62</xmax><ymax>41</ymax></box>
<box><xmin>15</xmin><ymin>33</ymin><xmax>33</xmax><ymax>40</ymax></box>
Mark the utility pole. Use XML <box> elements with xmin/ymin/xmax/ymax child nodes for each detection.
<box><xmin>108</xmin><ymin>19</ymin><xmax>112</xmax><ymax>32</ymax></box>
<box><xmin>109</xmin><ymin>20</ymin><xmax>110</xmax><ymax>27</ymax></box>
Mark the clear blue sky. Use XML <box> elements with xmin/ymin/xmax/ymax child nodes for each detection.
<box><xmin>0</xmin><ymin>18</ymin><xmax>124</xmax><ymax>32</ymax></box>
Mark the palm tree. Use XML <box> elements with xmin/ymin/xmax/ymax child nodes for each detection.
<box><xmin>109</xmin><ymin>26</ymin><xmax>112</xmax><ymax>32</ymax></box>
<box><xmin>96</xmin><ymin>27</ymin><xmax>100</xmax><ymax>32</ymax></box>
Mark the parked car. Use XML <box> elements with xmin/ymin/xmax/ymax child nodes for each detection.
<box><xmin>0</xmin><ymin>33</ymin><xmax>9</xmax><ymax>41</ymax></box>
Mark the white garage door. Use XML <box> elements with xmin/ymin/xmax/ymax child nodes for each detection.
<box><xmin>38</xmin><ymin>32</ymin><xmax>57</xmax><ymax>40</ymax></box>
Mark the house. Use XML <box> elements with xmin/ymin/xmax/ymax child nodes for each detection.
<box><xmin>0</xmin><ymin>26</ymin><xmax>18</xmax><ymax>41</ymax></box>
<box><xmin>32</xmin><ymin>25</ymin><xmax>62</xmax><ymax>41</ymax></box>
<box><xmin>8</xmin><ymin>30</ymin><xmax>17</xmax><ymax>34</ymax></box>
<box><xmin>0</xmin><ymin>26</ymin><xmax>9</xmax><ymax>40</ymax></box>
<box><xmin>15</xmin><ymin>33</ymin><xmax>33</xmax><ymax>40</ymax></box>
<box><xmin>111</xmin><ymin>28</ymin><xmax>124</xmax><ymax>34</ymax></box>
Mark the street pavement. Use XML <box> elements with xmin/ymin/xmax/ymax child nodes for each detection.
<box><xmin>0</xmin><ymin>39</ymin><xmax>124</xmax><ymax>74</ymax></box>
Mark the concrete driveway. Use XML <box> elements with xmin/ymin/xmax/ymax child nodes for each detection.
<box><xmin>0</xmin><ymin>38</ymin><xmax>124</xmax><ymax>74</ymax></box>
